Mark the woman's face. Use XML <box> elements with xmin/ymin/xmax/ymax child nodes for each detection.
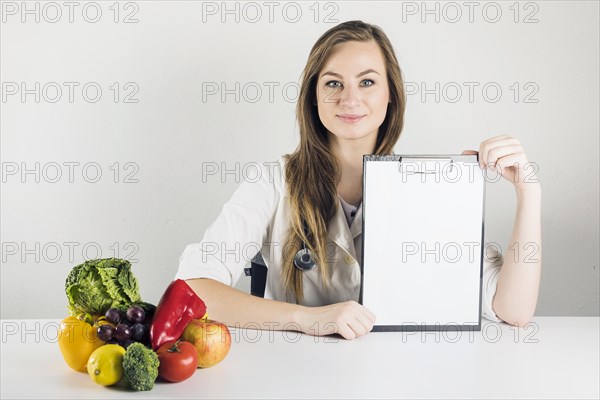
<box><xmin>316</xmin><ymin>40</ymin><xmax>390</xmax><ymax>146</ymax></box>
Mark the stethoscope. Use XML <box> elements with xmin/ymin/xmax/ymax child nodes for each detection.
<box><xmin>293</xmin><ymin>199</ymin><xmax>360</xmax><ymax>271</ymax></box>
<box><xmin>294</xmin><ymin>240</ymin><xmax>318</xmax><ymax>271</ymax></box>
<box><xmin>293</xmin><ymin>221</ymin><xmax>317</xmax><ymax>271</ymax></box>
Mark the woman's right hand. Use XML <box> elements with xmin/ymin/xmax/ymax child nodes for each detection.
<box><xmin>295</xmin><ymin>301</ymin><xmax>376</xmax><ymax>340</ymax></box>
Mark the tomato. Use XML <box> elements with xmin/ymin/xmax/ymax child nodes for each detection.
<box><xmin>156</xmin><ymin>340</ymin><xmax>198</xmax><ymax>383</ymax></box>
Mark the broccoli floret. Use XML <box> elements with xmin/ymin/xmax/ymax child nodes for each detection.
<box><xmin>122</xmin><ymin>342</ymin><xmax>159</xmax><ymax>391</ymax></box>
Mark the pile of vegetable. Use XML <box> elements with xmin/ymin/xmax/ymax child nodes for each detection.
<box><xmin>57</xmin><ymin>258</ymin><xmax>231</xmax><ymax>391</ymax></box>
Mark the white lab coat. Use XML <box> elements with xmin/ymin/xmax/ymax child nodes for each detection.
<box><xmin>175</xmin><ymin>155</ymin><xmax>504</xmax><ymax>322</ymax></box>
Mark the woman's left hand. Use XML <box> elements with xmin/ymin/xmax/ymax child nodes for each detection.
<box><xmin>462</xmin><ymin>135</ymin><xmax>540</xmax><ymax>193</ymax></box>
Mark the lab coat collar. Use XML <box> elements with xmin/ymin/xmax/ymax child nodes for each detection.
<box><xmin>327</xmin><ymin>196</ymin><xmax>363</xmax><ymax>260</ymax></box>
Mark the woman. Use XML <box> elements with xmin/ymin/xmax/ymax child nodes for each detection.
<box><xmin>176</xmin><ymin>20</ymin><xmax>542</xmax><ymax>340</ymax></box>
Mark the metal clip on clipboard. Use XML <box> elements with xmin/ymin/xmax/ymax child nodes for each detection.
<box><xmin>398</xmin><ymin>156</ymin><xmax>454</xmax><ymax>174</ymax></box>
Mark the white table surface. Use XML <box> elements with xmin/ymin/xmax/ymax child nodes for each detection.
<box><xmin>1</xmin><ymin>317</ymin><xmax>598</xmax><ymax>399</ymax></box>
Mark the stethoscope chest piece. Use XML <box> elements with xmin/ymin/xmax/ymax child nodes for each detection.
<box><xmin>294</xmin><ymin>244</ymin><xmax>317</xmax><ymax>271</ymax></box>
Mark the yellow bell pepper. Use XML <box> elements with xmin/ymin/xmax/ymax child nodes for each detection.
<box><xmin>58</xmin><ymin>315</ymin><xmax>107</xmax><ymax>372</ymax></box>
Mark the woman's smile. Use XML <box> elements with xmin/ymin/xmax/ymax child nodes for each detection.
<box><xmin>336</xmin><ymin>114</ymin><xmax>366</xmax><ymax>123</ymax></box>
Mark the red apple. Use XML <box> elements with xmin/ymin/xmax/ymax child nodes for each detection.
<box><xmin>181</xmin><ymin>319</ymin><xmax>231</xmax><ymax>368</ymax></box>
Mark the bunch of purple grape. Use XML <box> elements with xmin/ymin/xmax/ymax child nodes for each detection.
<box><xmin>97</xmin><ymin>306</ymin><xmax>151</xmax><ymax>348</ymax></box>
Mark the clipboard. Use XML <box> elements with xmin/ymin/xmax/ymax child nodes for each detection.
<box><xmin>359</xmin><ymin>154</ymin><xmax>486</xmax><ymax>331</ymax></box>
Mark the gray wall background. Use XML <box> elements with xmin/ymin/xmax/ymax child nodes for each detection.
<box><xmin>1</xmin><ymin>1</ymin><xmax>598</xmax><ymax>318</ymax></box>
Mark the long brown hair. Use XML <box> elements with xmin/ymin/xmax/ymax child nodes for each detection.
<box><xmin>282</xmin><ymin>20</ymin><xmax>407</xmax><ymax>303</ymax></box>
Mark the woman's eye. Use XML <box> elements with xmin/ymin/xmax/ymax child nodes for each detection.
<box><xmin>325</xmin><ymin>80</ymin><xmax>342</xmax><ymax>88</ymax></box>
<box><xmin>361</xmin><ymin>79</ymin><xmax>375</xmax><ymax>87</ymax></box>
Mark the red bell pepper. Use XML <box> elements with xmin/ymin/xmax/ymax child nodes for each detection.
<box><xmin>150</xmin><ymin>279</ymin><xmax>207</xmax><ymax>350</ymax></box>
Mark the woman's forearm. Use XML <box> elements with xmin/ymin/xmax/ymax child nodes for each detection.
<box><xmin>185</xmin><ymin>278</ymin><xmax>305</xmax><ymax>332</ymax></box>
<box><xmin>493</xmin><ymin>184</ymin><xmax>542</xmax><ymax>326</ymax></box>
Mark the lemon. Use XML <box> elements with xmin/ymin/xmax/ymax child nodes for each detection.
<box><xmin>87</xmin><ymin>344</ymin><xmax>126</xmax><ymax>386</ymax></box>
